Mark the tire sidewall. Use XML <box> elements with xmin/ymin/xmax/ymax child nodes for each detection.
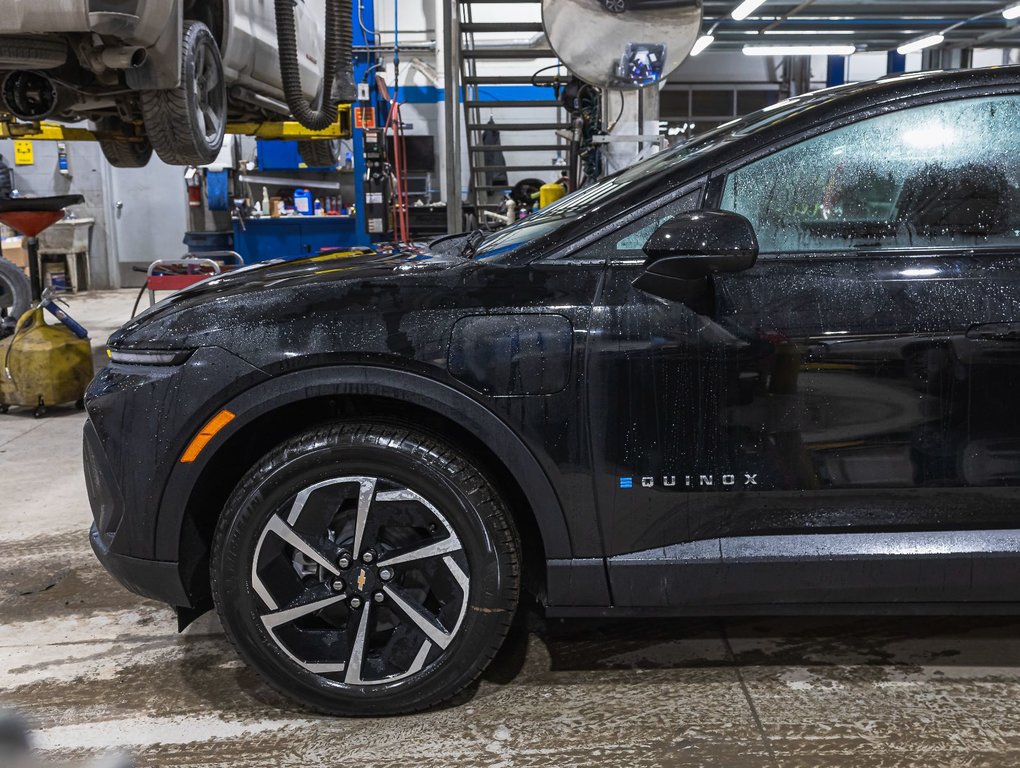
<box><xmin>98</xmin><ymin>118</ymin><xmax>153</xmax><ymax>168</ymax></box>
<box><xmin>0</xmin><ymin>258</ymin><xmax>30</xmax><ymax>322</ymax></box>
<box><xmin>213</xmin><ymin>426</ymin><xmax>517</xmax><ymax>714</ymax></box>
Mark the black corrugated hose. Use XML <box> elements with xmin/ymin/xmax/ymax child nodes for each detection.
<box><xmin>275</xmin><ymin>0</ymin><xmax>353</xmax><ymax>131</ymax></box>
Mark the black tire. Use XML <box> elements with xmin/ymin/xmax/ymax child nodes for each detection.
<box><xmin>211</xmin><ymin>422</ymin><xmax>521</xmax><ymax>716</ymax></box>
<box><xmin>0</xmin><ymin>35</ymin><xmax>67</xmax><ymax>69</ymax></box>
<box><xmin>0</xmin><ymin>257</ymin><xmax>30</xmax><ymax>325</ymax></box>
<box><xmin>297</xmin><ymin>139</ymin><xmax>340</xmax><ymax>169</ymax></box>
<box><xmin>140</xmin><ymin>22</ymin><xmax>226</xmax><ymax>166</ymax></box>
<box><xmin>97</xmin><ymin>118</ymin><xmax>153</xmax><ymax>168</ymax></box>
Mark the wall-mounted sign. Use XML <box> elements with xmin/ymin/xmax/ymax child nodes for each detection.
<box><xmin>354</xmin><ymin>107</ymin><xmax>376</xmax><ymax>130</ymax></box>
<box><xmin>13</xmin><ymin>140</ymin><xmax>34</xmax><ymax>166</ymax></box>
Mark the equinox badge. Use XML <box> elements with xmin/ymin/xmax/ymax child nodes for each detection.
<box><xmin>619</xmin><ymin>474</ymin><xmax>759</xmax><ymax>489</ymax></box>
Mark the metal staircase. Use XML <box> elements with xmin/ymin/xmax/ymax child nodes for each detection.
<box><xmin>458</xmin><ymin>0</ymin><xmax>574</xmax><ymax>224</ymax></box>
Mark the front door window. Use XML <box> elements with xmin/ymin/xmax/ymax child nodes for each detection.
<box><xmin>720</xmin><ymin>95</ymin><xmax>1020</xmax><ymax>255</ymax></box>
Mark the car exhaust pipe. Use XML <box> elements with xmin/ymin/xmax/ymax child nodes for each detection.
<box><xmin>230</xmin><ymin>84</ymin><xmax>291</xmax><ymax>116</ymax></box>
<box><xmin>1</xmin><ymin>71</ymin><xmax>72</xmax><ymax>120</ymax></box>
<box><xmin>98</xmin><ymin>46</ymin><xmax>148</xmax><ymax>70</ymax></box>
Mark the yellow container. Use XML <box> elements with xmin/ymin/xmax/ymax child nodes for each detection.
<box><xmin>0</xmin><ymin>307</ymin><xmax>93</xmax><ymax>415</ymax></box>
<box><xmin>539</xmin><ymin>182</ymin><xmax>566</xmax><ymax>208</ymax></box>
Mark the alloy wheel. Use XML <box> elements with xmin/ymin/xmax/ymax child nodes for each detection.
<box><xmin>250</xmin><ymin>476</ymin><xmax>470</xmax><ymax>685</ymax></box>
<box><xmin>193</xmin><ymin>40</ymin><xmax>224</xmax><ymax>144</ymax></box>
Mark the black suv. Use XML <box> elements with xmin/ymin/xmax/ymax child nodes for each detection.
<box><xmin>86</xmin><ymin>67</ymin><xmax>1020</xmax><ymax>716</ymax></box>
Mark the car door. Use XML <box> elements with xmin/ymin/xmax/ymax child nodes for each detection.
<box><xmin>224</xmin><ymin>0</ymin><xmax>323</xmax><ymax>100</ymax></box>
<box><xmin>588</xmin><ymin>91</ymin><xmax>1020</xmax><ymax>608</ymax></box>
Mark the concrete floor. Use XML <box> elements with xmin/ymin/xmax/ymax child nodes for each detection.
<box><xmin>4</xmin><ymin>290</ymin><xmax>1020</xmax><ymax>766</ymax></box>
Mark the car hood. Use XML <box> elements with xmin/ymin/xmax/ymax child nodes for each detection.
<box><xmin>109</xmin><ymin>244</ymin><xmax>469</xmax><ymax>350</ymax></box>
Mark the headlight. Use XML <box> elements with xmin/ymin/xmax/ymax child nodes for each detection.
<box><xmin>107</xmin><ymin>348</ymin><xmax>192</xmax><ymax>366</ymax></box>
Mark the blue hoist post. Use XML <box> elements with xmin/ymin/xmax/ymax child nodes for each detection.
<box><xmin>352</xmin><ymin>0</ymin><xmax>381</xmax><ymax>244</ymax></box>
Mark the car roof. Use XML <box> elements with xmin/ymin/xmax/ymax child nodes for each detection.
<box><xmin>720</xmin><ymin>64</ymin><xmax>1020</xmax><ymax>142</ymax></box>
<box><xmin>511</xmin><ymin>65</ymin><xmax>1020</xmax><ymax>263</ymax></box>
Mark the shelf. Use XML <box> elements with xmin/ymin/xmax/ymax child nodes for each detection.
<box><xmin>238</xmin><ymin>173</ymin><xmax>351</xmax><ymax>191</ymax></box>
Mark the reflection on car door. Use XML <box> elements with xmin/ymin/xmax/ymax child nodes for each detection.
<box><xmin>588</xmin><ymin>92</ymin><xmax>1020</xmax><ymax>609</ymax></box>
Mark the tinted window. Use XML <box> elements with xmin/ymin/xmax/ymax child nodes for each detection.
<box><xmin>720</xmin><ymin>95</ymin><xmax>1020</xmax><ymax>254</ymax></box>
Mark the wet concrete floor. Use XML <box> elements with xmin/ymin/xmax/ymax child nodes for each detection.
<box><xmin>3</xmin><ymin>291</ymin><xmax>1020</xmax><ymax>767</ymax></box>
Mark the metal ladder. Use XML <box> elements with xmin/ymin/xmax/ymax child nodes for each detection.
<box><xmin>458</xmin><ymin>0</ymin><xmax>574</xmax><ymax>224</ymax></box>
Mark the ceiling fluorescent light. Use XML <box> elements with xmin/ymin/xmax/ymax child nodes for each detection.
<box><xmin>762</xmin><ymin>29</ymin><xmax>855</xmax><ymax>35</ymax></box>
<box><xmin>743</xmin><ymin>44</ymin><xmax>856</xmax><ymax>56</ymax></box>
<box><xmin>732</xmin><ymin>0</ymin><xmax>768</xmax><ymax>21</ymax></box>
<box><xmin>897</xmin><ymin>34</ymin><xmax>945</xmax><ymax>54</ymax></box>
<box><xmin>1004</xmin><ymin>3</ymin><xmax>1020</xmax><ymax>19</ymax></box>
<box><xmin>691</xmin><ymin>35</ymin><xmax>715</xmax><ymax>56</ymax></box>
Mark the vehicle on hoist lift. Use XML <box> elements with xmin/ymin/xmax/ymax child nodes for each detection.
<box><xmin>0</xmin><ymin>0</ymin><xmax>355</xmax><ymax>167</ymax></box>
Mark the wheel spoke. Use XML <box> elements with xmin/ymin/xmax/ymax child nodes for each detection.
<box><xmin>195</xmin><ymin>105</ymin><xmax>207</xmax><ymax>138</ymax></box>
<box><xmin>203</xmin><ymin>105</ymin><xmax>220</xmax><ymax>136</ymax></box>
<box><xmin>384</xmin><ymin>585</ymin><xmax>454</xmax><ymax>649</ymax></box>
<box><xmin>205</xmin><ymin>64</ymin><xmax>220</xmax><ymax>90</ymax></box>
<box><xmin>343</xmin><ymin>601</ymin><xmax>372</xmax><ymax>684</ymax></box>
<box><xmin>377</xmin><ymin>536</ymin><xmax>462</xmax><ymax>567</ymax></box>
<box><xmin>265</xmin><ymin>514</ymin><xmax>339</xmax><ymax>576</ymax></box>
<box><xmin>351</xmin><ymin>478</ymin><xmax>378</xmax><ymax>558</ymax></box>
<box><xmin>405</xmin><ymin>639</ymin><xmax>432</xmax><ymax>677</ymax></box>
<box><xmin>262</xmin><ymin>591</ymin><xmax>347</xmax><ymax>629</ymax></box>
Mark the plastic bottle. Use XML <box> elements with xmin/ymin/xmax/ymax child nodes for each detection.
<box><xmin>293</xmin><ymin>188</ymin><xmax>313</xmax><ymax>216</ymax></box>
<box><xmin>261</xmin><ymin>187</ymin><xmax>270</xmax><ymax>212</ymax></box>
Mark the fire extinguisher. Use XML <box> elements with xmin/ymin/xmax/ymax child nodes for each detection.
<box><xmin>185</xmin><ymin>166</ymin><xmax>202</xmax><ymax>207</ymax></box>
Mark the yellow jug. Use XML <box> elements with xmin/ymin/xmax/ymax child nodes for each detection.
<box><xmin>539</xmin><ymin>182</ymin><xmax>567</xmax><ymax>208</ymax></box>
<box><xmin>0</xmin><ymin>307</ymin><xmax>93</xmax><ymax>417</ymax></box>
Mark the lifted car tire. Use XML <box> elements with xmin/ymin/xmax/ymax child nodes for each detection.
<box><xmin>140</xmin><ymin>21</ymin><xmax>226</xmax><ymax>166</ymax></box>
<box><xmin>0</xmin><ymin>257</ymin><xmax>30</xmax><ymax>333</ymax></box>
<box><xmin>0</xmin><ymin>35</ymin><xmax>68</xmax><ymax>70</ymax></box>
<box><xmin>297</xmin><ymin>139</ymin><xmax>340</xmax><ymax>169</ymax></box>
<box><xmin>97</xmin><ymin>119</ymin><xmax>153</xmax><ymax>169</ymax></box>
<box><xmin>211</xmin><ymin>422</ymin><xmax>521</xmax><ymax>716</ymax></box>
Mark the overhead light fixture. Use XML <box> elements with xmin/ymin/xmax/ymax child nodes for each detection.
<box><xmin>1004</xmin><ymin>2</ymin><xmax>1020</xmax><ymax>19</ymax></box>
<box><xmin>743</xmin><ymin>44</ymin><xmax>856</xmax><ymax>56</ymax></box>
<box><xmin>691</xmin><ymin>35</ymin><xmax>715</xmax><ymax>56</ymax></box>
<box><xmin>732</xmin><ymin>0</ymin><xmax>768</xmax><ymax>21</ymax></box>
<box><xmin>762</xmin><ymin>29</ymin><xmax>855</xmax><ymax>35</ymax></box>
<box><xmin>897</xmin><ymin>34</ymin><xmax>945</xmax><ymax>54</ymax></box>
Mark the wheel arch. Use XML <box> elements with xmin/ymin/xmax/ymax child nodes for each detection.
<box><xmin>182</xmin><ymin>0</ymin><xmax>226</xmax><ymax>49</ymax></box>
<box><xmin>159</xmin><ymin>366</ymin><xmax>571</xmax><ymax>606</ymax></box>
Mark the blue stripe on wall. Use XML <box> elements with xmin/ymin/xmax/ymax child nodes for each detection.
<box><xmin>396</xmin><ymin>85</ymin><xmax>558</xmax><ymax>104</ymax></box>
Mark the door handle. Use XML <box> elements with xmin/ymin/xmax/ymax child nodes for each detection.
<box><xmin>966</xmin><ymin>322</ymin><xmax>1020</xmax><ymax>341</ymax></box>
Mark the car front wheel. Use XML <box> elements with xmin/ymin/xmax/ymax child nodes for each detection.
<box><xmin>211</xmin><ymin>422</ymin><xmax>521</xmax><ymax>715</ymax></box>
<box><xmin>140</xmin><ymin>21</ymin><xmax>226</xmax><ymax>166</ymax></box>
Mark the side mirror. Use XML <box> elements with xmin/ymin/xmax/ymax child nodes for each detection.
<box><xmin>640</xmin><ymin>209</ymin><xmax>759</xmax><ymax>281</ymax></box>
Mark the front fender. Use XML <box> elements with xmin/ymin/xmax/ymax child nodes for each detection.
<box><xmin>155</xmin><ymin>366</ymin><xmax>574</xmax><ymax>563</ymax></box>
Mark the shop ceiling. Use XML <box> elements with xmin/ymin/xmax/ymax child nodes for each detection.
<box><xmin>700</xmin><ymin>1</ymin><xmax>1020</xmax><ymax>50</ymax></box>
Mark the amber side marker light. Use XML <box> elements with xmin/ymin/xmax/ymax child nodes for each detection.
<box><xmin>180</xmin><ymin>410</ymin><xmax>236</xmax><ymax>463</ymax></box>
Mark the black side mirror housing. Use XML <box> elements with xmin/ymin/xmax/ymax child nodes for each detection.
<box><xmin>635</xmin><ymin>210</ymin><xmax>759</xmax><ymax>300</ymax></box>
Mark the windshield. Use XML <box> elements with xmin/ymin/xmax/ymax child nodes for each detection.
<box><xmin>472</xmin><ymin>138</ymin><xmax>720</xmax><ymax>259</ymax></box>
<box><xmin>471</xmin><ymin>83</ymin><xmax>862</xmax><ymax>260</ymax></box>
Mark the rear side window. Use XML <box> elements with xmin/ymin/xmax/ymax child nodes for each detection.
<box><xmin>720</xmin><ymin>95</ymin><xmax>1020</xmax><ymax>254</ymax></box>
